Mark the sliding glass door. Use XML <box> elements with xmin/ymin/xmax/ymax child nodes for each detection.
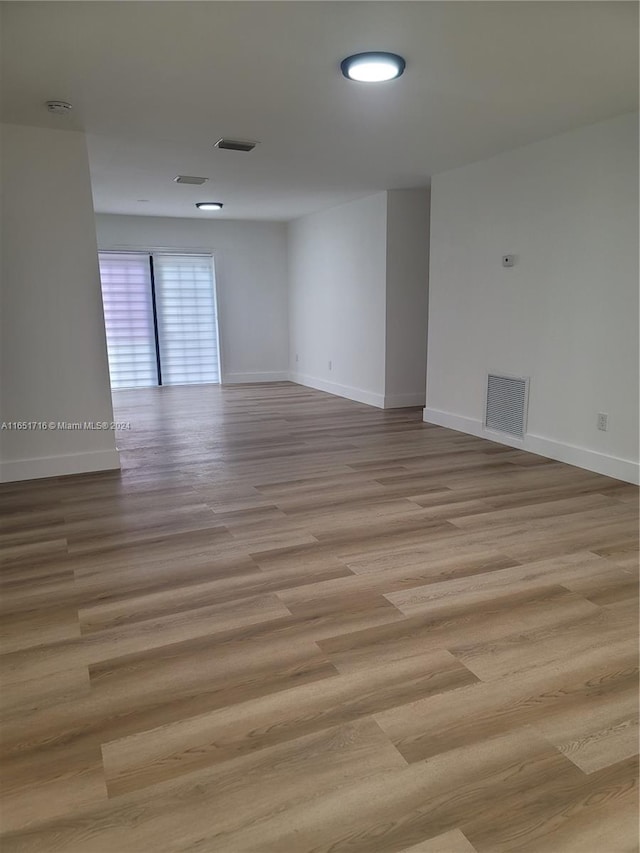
<box><xmin>153</xmin><ymin>254</ymin><xmax>220</xmax><ymax>386</ymax></box>
<box><xmin>98</xmin><ymin>252</ymin><xmax>220</xmax><ymax>390</ymax></box>
<box><xmin>98</xmin><ymin>253</ymin><xmax>159</xmax><ymax>389</ymax></box>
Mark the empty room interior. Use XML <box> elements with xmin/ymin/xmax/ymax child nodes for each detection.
<box><xmin>1</xmin><ymin>2</ymin><xmax>639</xmax><ymax>851</ymax></box>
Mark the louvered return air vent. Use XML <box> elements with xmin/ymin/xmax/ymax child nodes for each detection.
<box><xmin>214</xmin><ymin>138</ymin><xmax>258</xmax><ymax>152</ymax></box>
<box><xmin>174</xmin><ymin>176</ymin><xmax>208</xmax><ymax>185</ymax></box>
<box><xmin>485</xmin><ymin>374</ymin><xmax>529</xmax><ymax>439</ymax></box>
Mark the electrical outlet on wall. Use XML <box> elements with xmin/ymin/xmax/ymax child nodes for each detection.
<box><xmin>597</xmin><ymin>412</ymin><xmax>609</xmax><ymax>431</ymax></box>
<box><xmin>328</xmin><ymin>360</ymin><xmax>332</xmax><ymax>371</ymax></box>
<box><xmin>295</xmin><ymin>353</ymin><xmax>299</xmax><ymax>363</ymax></box>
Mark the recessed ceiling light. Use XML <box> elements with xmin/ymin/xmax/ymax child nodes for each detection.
<box><xmin>340</xmin><ymin>52</ymin><xmax>406</xmax><ymax>83</ymax></box>
<box><xmin>195</xmin><ymin>202</ymin><xmax>223</xmax><ymax>211</ymax></box>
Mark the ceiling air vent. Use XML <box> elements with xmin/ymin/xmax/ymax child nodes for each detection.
<box><xmin>484</xmin><ymin>373</ymin><xmax>529</xmax><ymax>439</ymax></box>
<box><xmin>174</xmin><ymin>175</ymin><xmax>208</xmax><ymax>185</ymax></box>
<box><xmin>214</xmin><ymin>138</ymin><xmax>258</xmax><ymax>152</ymax></box>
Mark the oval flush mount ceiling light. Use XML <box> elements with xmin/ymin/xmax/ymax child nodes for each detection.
<box><xmin>195</xmin><ymin>202</ymin><xmax>223</xmax><ymax>211</ymax></box>
<box><xmin>340</xmin><ymin>52</ymin><xmax>405</xmax><ymax>82</ymax></box>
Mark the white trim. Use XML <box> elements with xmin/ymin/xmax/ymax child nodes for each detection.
<box><xmin>423</xmin><ymin>408</ymin><xmax>484</xmax><ymax>437</ymax></box>
<box><xmin>289</xmin><ymin>373</ymin><xmax>385</xmax><ymax>408</ymax></box>
<box><xmin>523</xmin><ymin>434</ymin><xmax>639</xmax><ymax>485</ymax></box>
<box><xmin>383</xmin><ymin>392</ymin><xmax>426</xmax><ymax>409</ymax></box>
<box><xmin>210</xmin><ymin>255</ymin><xmax>224</xmax><ymax>384</ymax></box>
<box><xmin>222</xmin><ymin>371</ymin><xmax>290</xmax><ymax>384</ymax></box>
<box><xmin>99</xmin><ymin>245</ymin><xmax>214</xmax><ymax>256</ymax></box>
<box><xmin>422</xmin><ymin>407</ymin><xmax>639</xmax><ymax>485</ymax></box>
<box><xmin>0</xmin><ymin>449</ymin><xmax>121</xmax><ymax>483</ymax></box>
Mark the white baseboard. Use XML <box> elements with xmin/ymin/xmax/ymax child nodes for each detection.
<box><xmin>289</xmin><ymin>373</ymin><xmax>385</xmax><ymax>408</ymax></box>
<box><xmin>0</xmin><ymin>448</ymin><xmax>121</xmax><ymax>484</ymax></box>
<box><xmin>222</xmin><ymin>371</ymin><xmax>290</xmax><ymax>384</ymax></box>
<box><xmin>384</xmin><ymin>392</ymin><xmax>426</xmax><ymax>409</ymax></box>
<box><xmin>423</xmin><ymin>407</ymin><xmax>639</xmax><ymax>485</ymax></box>
<box><xmin>423</xmin><ymin>408</ymin><xmax>493</xmax><ymax>439</ymax></box>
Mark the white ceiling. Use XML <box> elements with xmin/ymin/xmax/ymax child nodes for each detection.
<box><xmin>2</xmin><ymin>2</ymin><xmax>637</xmax><ymax>221</ymax></box>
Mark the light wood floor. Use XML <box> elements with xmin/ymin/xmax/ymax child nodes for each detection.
<box><xmin>1</xmin><ymin>382</ymin><xmax>638</xmax><ymax>853</ymax></box>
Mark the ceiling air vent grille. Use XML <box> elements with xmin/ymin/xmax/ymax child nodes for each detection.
<box><xmin>174</xmin><ymin>176</ymin><xmax>208</xmax><ymax>185</ymax></box>
<box><xmin>214</xmin><ymin>138</ymin><xmax>258</xmax><ymax>152</ymax></box>
<box><xmin>485</xmin><ymin>373</ymin><xmax>529</xmax><ymax>438</ymax></box>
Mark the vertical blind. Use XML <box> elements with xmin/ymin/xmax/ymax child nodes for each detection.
<box><xmin>98</xmin><ymin>252</ymin><xmax>220</xmax><ymax>390</ymax></box>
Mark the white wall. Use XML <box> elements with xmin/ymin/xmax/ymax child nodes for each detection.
<box><xmin>95</xmin><ymin>214</ymin><xmax>289</xmax><ymax>384</ymax></box>
<box><xmin>0</xmin><ymin>123</ymin><xmax>119</xmax><ymax>482</ymax></box>
<box><xmin>288</xmin><ymin>190</ymin><xmax>430</xmax><ymax>408</ymax></box>
<box><xmin>288</xmin><ymin>193</ymin><xmax>389</xmax><ymax>406</ymax></box>
<box><xmin>425</xmin><ymin>113</ymin><xmax>639</xmax><ymax>484</ymax></box>
<box><xmin>385</xmin><ymin>189</ymin><xmax>430</xmax><ymax>408</ymax></box>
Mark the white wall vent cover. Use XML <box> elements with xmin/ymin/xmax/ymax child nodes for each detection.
<box><xmin>174</xmin><ymin>175</ymin><xmax>208</xmax><ymax>185</ymax></box>
<box><xmin>214</xmin><ymin>138</ymin><xmax>259</xmax><ymax>152</ymax></box>
<box><xmin>484</xmin><ymin>373</ymin><xmax>529</xmax><ymax>438</ymax></box>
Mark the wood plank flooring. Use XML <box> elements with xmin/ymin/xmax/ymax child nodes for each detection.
<box><xmin>0</xmin><ymin>381</ymin><xmax>638</xmax><ymax>852</ymax></box>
